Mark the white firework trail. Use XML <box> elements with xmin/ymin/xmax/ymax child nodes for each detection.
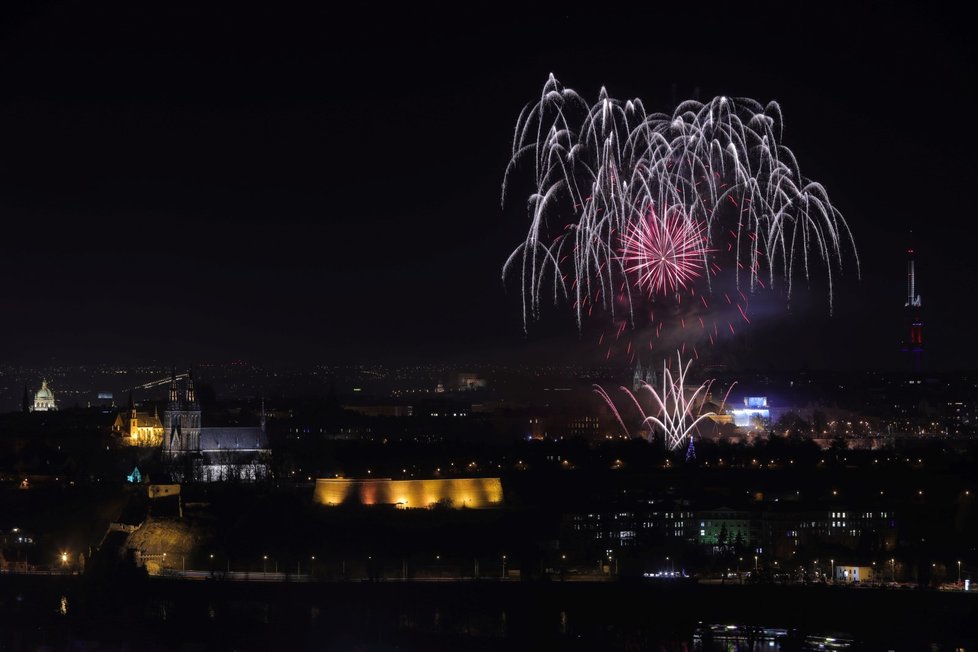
<box><xmin>595</xmin><ymin>352</ymin><xmax>719</xmax><ymax>451</ymax></box>
<box><xmin>503</xmin><ymin>74</ymin><xmax>859</xmax><ymax>332</ymax></box>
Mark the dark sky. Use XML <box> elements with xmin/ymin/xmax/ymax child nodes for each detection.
<box><xmin>0</xmin><ymin>2</ymin><xmax>974</xmax><ymax>370</ymax></box>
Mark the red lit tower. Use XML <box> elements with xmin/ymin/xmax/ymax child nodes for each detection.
<box><xmin>902</xmin><ymin>248</ymin><xmax>923</xmax><ymax>371</ymax></box>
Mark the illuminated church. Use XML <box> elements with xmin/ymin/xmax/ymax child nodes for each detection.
<box><xmin>30</xmin><ymin>380</ymin><xmax>58</xmax><ymax>412</ymax></box>
<box><xmin>113</xmin><ymin>393</ymin><xmax>165</xmax><ymax>446</ymax></box>
<box><xmin>162</xmin><ymin>371</ymin><xmax>270</xmax><ymax>482</ymax></box>
<box><xmin>632</xmin><ymin>360</ymin><xmax>657</xmax><ymax>392</ymax></box>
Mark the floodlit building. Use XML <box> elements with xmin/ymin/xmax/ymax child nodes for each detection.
<box><xmin>632</xmin><ymin>360</ymin><xmax>656</xmax><ymax>392</ymax></box>
<box><xmin>162</xmin><ymin>370</ymin><xmax>270</xmax><ymax>482</ymax></box>
<box><xmin>30</xmin><ymin>380</ymin><xmax>57</xmax><ymax>412</ymax></box>
<box><xmin>731</xmin><ymin>396</ymin><xmax>770</xmax><ymax>428</ymax></box>
<box><xmin>113</xmin><ymin>394</ymin><xmax>165</xmax><ymax>446</ymax></box>
<box><xmin>199</xmin><ymin>426</ymin><xmax>270</xmax><ymax>482</ymax></box>
<box><xmin>835</xmin><ymin>565</ymin><xmax>874</xmax><ymax>583</ymax></box>
<box><xmin>314</xmin><ymin>477</ymin><xmax>503</xmax><ymax>509</ymax></box>
<box><xmin>163</xmin><ymin>372</ymin><xmax>201</xmax><ymax>457</ymax></box>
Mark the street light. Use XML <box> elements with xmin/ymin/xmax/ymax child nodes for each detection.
<box><xmin>502</xmin><ymin>554</ymin><xmax>507</xmax><ymax>579</ymax></box>
<box><xmin>890</xmin><ymin>558</ymin><xmax>896</xmax><ymax>583</ymax></box>
<box><xmin>754</xmin><ymin>555</ymin><xmax>758</xmax><ymax>572</ymax></box>
<box><xmin>263</xmin><ymin>555</ymin><xmax>268</xmax><ymax>575</ymax></box>
<box><xmin>959</xmin><ymin>560</ymin><xmax>963</xmax><ymax>584</ymax></box>
<box><xmin>830</xmin><ymin>559</ymin><xmax>835</xmax><ymax>582</ymax></box>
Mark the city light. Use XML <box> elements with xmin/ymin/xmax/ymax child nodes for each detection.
<box><xmin>0</xmin><ymin>11</ymin><xmax>972</xmax><ymax>648</ymax></box>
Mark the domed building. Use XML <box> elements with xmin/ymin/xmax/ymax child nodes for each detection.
<box><xmin>30</xmin><ymin>380</ymin><xmax>58</xmax><ymax>412</ymax></box>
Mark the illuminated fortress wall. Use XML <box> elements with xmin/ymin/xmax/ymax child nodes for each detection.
<box><xmin>314</xmin><ymin>477</ymin><xmax>503</xmax><ymax>509</ymax></box>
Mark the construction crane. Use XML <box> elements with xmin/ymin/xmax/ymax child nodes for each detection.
<box><xmin>128</xmin><ymin>372</ymin><xmax>188</xmax><ymax>392</ymax></box>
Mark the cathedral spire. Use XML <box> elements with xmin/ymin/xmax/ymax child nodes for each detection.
<box><xmin>185</xmin><ymin>370</ymin><xmax>197</xmax><ymax>405</ymax></box>
<box><xmin>168</xmin><ymin>367</ymin><xmax>180</xmax><ymax>405</ymax></box>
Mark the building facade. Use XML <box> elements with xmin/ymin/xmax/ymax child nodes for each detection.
<box><xmin>314</xmin><ymin>477</ymin><xmax>504</xmax><ymax>509</ymax></box>
<box><xmin>564</xmin><ymin>502</ymin><xmax>696</xmax><ymax>553</ymax></box>
<box><xmin>113</xmin><ymin>394</ymin><xmax>165</xmax><ymax>446</ymax></box>
<box><xmin>30</xmin><ymin>380</ymin><xmax>57</xmax><ymax>412</ymax></box>
<box><xmin>162</xmin><ymin>371</ymin><xmax>270</xmax><ymax>482</ymax></box>
<box><xmin>163</xmin><ymin>372</ymin><xmax>201</xmax><ymax>456</ymax></box>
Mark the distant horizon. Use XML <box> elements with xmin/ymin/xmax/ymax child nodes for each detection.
<box><xmin>5</xmin><ymin>355</ymin><xmax>978</xmax><ymax>376</ymax></box>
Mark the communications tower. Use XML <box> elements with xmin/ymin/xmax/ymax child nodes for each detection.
<box><xmin>901</xmin><ymin>247</ymin><xmax>923</xmax><ymax>372</ymax></box>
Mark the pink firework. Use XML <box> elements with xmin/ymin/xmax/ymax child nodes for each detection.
<box><xmin>621</xmin><ymin>207</ymin><xmax>709</xmax><ymax>297</ymax></box>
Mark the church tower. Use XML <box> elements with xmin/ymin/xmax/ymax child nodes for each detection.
<box><xmin>162</xmin><ymin>369</ymin><xmax>202</xmax><ymax>457</ymax></box>
<box><xmin>128</xmin><ymin>391</ymin><xmax>138</xmax><ymax>440</ymax></box>
<box><xmin>162</xmin><ymin>369</ymin><xmax>183</xmax><ymax>456</ymax></box>
<box><xmin>632</xmin><ymin>359</ymin><xmax>657</xmax><ymax>392</ymax></box>
<box><xmin>183</xmin><ymin>371</ymin><xmax>201</xmax><ymax>452</ymax></box>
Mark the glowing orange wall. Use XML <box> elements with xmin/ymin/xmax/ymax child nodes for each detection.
<box><xmin>314</xmin><ymin>477</ymin><xmax>503</xmax><ymax>509</ymax></box>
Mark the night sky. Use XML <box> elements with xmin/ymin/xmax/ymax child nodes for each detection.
<box><xmin>0</xmin><ymin>2</ymin><xmax>974</xmax><ymax>370</ymax></box>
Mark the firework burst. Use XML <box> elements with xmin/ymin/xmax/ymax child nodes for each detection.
<box><xmin>621</xmin><ymin>205</ymin><xmax>709</xmax><ymax>298</ymax></box>
<box><xmin>503</xmin><ymin>75</ymin><xmax>858</xmax><ymax>340</ymax></box>
<box><xmin>595</xmin><ymin>352</ymin><xmax>727</xmax><ymax>451</ymax></box>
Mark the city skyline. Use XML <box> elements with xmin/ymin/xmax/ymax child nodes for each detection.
<box><xmin>2</xmin><ymin>6</ymin><xmax>977</xmax><ymax>649</ymax></box>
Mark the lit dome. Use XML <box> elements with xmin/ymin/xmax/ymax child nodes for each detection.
<box><xmin>32</xmin><ymin>380</ymin><xmax>57</xmax><ymax>412</ymax></box>
<box><xmin>36</xmin><ymin>380</ymin><xmax>54</xmax><ymax>400</ymax></box>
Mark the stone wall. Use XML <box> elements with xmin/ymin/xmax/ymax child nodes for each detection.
<box><xmin>314</xmin><ymin>477</ymin><xmax>503</xmax><ymax>509</ymax></box>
